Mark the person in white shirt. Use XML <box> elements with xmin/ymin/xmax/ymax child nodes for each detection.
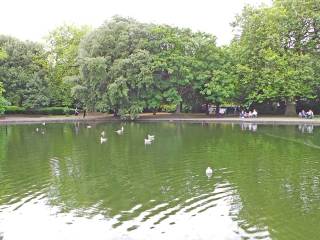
<box><xmin>252</xmin><ymin>109</ymin><xmax>258</xmax><ymax>118</ymax></box>
<box><xmin>306</xmin><ymin>109</ymin><xmax>314</xmax><ymax>119</ymax></box>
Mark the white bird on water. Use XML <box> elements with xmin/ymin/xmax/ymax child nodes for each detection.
<box><xmin>42</xmin><ymin>122</ymin><xmax>46</xmax><ymax>126</ymax></box>
<box><xmin>147</xmin><ymin>134</ymin><xmax>155</xmax><ymax>141</ymax></box>
<box><xmin>115</xmin><ymin>126</ymin><xmax>124</xmax><ymax>134</ymax></box>
<box><xmin>206</xmin><ymin>167</ymin><xmax>213</xmax><ymax>177</ymax></box>
<box><xmin>35</xmin><ymin>128</ymin><xmax>39</xmax><ymax>132</ymax></box>
<box><xmin>100</xmin><ymin>136</ymin><xmax>107</xmax><ymax>143</ymax></box>
<box><xmin>101</xmin><ymin>131</ymin><xmax>105</xmax><ymax>137</ymax></box>
<box><xmin>87</xmin><ymin>125</ymin><xmax>92</xmax><ymax>129</ymax></box>
<box><xmin>144</xmin><ymin>138</ymin><xmax>152</xmax><ymax>145</ymax></box>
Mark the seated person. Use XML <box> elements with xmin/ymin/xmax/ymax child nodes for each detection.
<box><xmin>299</xmin><ymin>109</ymin><xmax>306</xmax><ymax>118</ymax></box>
<box><xmin>240</xmin><ymin>110</ymin><xmax>245</xmax><ymax>118</ymax></box>
<box><xmin>252</xmin><ymin>109</ymin><xmax>258</xmax><ymax>118</ymax></box>
<box><xmin>306</xmin><ymin>109</ymin><xmax>314</xmax><ymax>119</ymax></box>
<box><xmin>219</xmin><ymin>108</ymin><xmax>226</xmax><ymax>115</ymax></box>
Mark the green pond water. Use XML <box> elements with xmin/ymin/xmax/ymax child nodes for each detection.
<box><xmin>0</xmin><ymin>122</ymin><xmax>319</xmax><ymax>240</ymax></box>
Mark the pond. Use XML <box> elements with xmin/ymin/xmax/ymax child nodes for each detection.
<box><xmin>0</xmin><ymin>122</ymin><xmax>319</xmax><ymax>240</ymax></box>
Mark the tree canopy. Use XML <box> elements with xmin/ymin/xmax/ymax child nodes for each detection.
<box><xmin>232</xmin><ymin>0</ymin><xmax>319</xmax><ymax>114</ymax></box>
<box><xmin>0</xmin><ymin>35</ymin><xmax>50</xmax><ymax>108</ymax></box>
<box><xmin>75</xmin><ymin>17</ymin><xmax>223</xmax><ymax>118</ymax></box>
<box><xmin>0</xmin><ymin>0</ymin><xmax>319</xmax><ymax>117</ymax></box>
<box><xmin>46</xmin><ymin>24</ymin><xmax>91</xmax><ymax>107</ymax></box>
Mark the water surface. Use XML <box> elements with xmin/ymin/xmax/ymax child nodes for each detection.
<box><xmin>0</xmin><ymin>122</ymin><xmax>319</xmax><ymax>240</ymax></box>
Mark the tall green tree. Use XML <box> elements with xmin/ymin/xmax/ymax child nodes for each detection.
<box><xmin>0</xmin><ymin>35</ymin><xmax>50</xmax><ymax>108</ymax></box>
<box><xmin>148</xmin><ymin>25</ymin><xmax>202</xmax><ymax>113</ymax></box>
<box><xmin>0</xmin><ymin>48</ymin><xmax>9</xmax><ymax>114</ymax></box>
<box><xmin>0</xmin><ymin>82</ymin><xmax>8</xmax><ymax>115</ymax></box>
<box><xmin>77</xmin><ymin>17</ymin><xmax>223</xmax><ymax>117</ymax></box>
<box><xmin>46</xmin><ymin>24</ymin><xmax>91</xmax><ymax>107</ymax></box>
<box><xmin>232</xmin><ymin>2</ymin><xmax>318</xmax><ymax>115</ymax></box>
<box><xmin>192</xmin><ymin>38</ymin><xmax>235</xmax><ymax>114</ymax></box>
<box><xmin>77</xmin><ymin>16</ymin><xmax>154</xmax><ymax>118</ymax></box>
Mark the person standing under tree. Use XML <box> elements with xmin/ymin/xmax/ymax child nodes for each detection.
<box><xmin>83</xmin><ymin>108</ymin><xmax>87</xmax><ymax>118</ymax></box>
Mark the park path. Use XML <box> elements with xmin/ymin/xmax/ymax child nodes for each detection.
<box><xmin>0</xmin><ymin>113</ymin><xmax>112</xmax><ymax>125</ymax></box>
<box><xmin>1</xmin><ymin>113</ymin><xmax>320</xmax><ymax>125</ymax></box>
<box><xmin>138</xmin><ymin>116</ymin><xmax>320</xmax><ymax>125</ymax></box>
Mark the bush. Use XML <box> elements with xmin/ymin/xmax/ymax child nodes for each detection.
<box><xmin>28</xmin><ymin>107</ymin><xmax>74</xmax><ymax>115</ymax></box>
<box><xmin>160</xmin><ymin>104</ymin><xmax>177</xmax><ymax>113</ymax></box>
<box><xmin>5</xmin><ymin>106</ymin><xmax>26</xmax><ymax>114</ymax></box>
<box><xmin>5</xmin><ymin>106</ymin><xmax>74</xmax><ymax>115</ymax></box>
<box><xmin>0</xmin><ymin>97</ymin><xmax>9</xmax><ymax>115</ymax></box>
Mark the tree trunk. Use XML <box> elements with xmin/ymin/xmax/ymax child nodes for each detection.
<box><xmin>205</xmin><ymin>103</ymin><xmax>209</xmax><ymax>115</ymax></box>
<box><xmin>113</xmin><ymin>108</ymin><xmax>118</xmax><ymax>117</ymax></box>
<box><xmin>285</xmin><ymin>100</ymin><xmax>296</xmax><ymax>116</ymax></box>
<box><xmin>176</xmin><ymin>102</ymin><xmax>182</xmax><ymax>113</ymax></box>
<box><xmin>215</xmin><ymin>103</ymin><xmax>220</xmax><ymax>117</ymax></box>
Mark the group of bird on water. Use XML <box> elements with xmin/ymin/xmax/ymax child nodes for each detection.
<box><xmin>36</xmin><ymin>122</ymin><xmax>212</xmax><ymax>175</ymax></box>
<box><xmin>35</xmin><ymin>122</ymin><xmax>46</xmax><ymax>134</ymax></box>
<box><xmin>92</xmin><ymin>125</ymin><xmax>154</xmax><ymax>144</ymax></box>
<box><xmin>36</xmin><ymin>123</ymin><xmax>155</xmax><ymax>145</ymax></box>
<box><xmin>86</xmin><ymin>124</ymin><xmax>156</xmax><ymax>145</ymax></box>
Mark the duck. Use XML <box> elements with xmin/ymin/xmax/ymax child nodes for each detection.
<box><xmin>115</xmin><ymin>126</ymin><xmax>124</xmax><ymax>134</ymax></box>
<box><xmin>87</xmin><ymin>125</ymin><xmax>92</xmax><ymax>129</ymax></box>
<box><xmin>144</xmin><ymin>138</ymin><xmax>152</xmax><ymax>144</ymax></box>
<box><xmin>147</xmin><ymin>134</ymin><xmax>155</xmax><ymax>141</ymax></box>
<box><xmin>100</xmin><ymin>136</ymin><xmax>107</xmax><ymax>143</ymax></box>
<box><xmin>35</xmin><ymin>128</ymin><xmax>39</xmax><ymax>132</ymax></box>
<box><xmin>42</xmin><ymin>122</ymin><xmax>46</xmax><ymax>126</ymax></box>
<box><xmin>206</xmin><ymin>167</ymin><xmax>213</xmax><ymax>175</ymax></box>
<box><xmin>101</xmin><ymin>131</ymin><xmax>105</xmax><ymax>137</ymax></box>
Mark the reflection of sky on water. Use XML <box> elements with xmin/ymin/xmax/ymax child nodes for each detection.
<box><xmin>0</xmin><ymin>181</ymin><xmax>270</xmax><ymax>240</ymax></box>
<box><xmin>1</xmin><ymin>123</ymin><xmax>320</xmax><ymax>240</ymax></box>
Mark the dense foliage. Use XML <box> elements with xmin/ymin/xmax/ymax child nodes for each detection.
<box><xmin>0</xmin><ymin>1</ymin><xmax>319</xmax><ymax>118</ymax></box>
<box><xmin>0</xmin><ymin>36</ymin><xmax>50</xmax><ymax>108</ymax></box>
<box><xmin>232</xmin><ymin>0</ymin><xmax>320</xmax><ymax>115</ymax></box>
<box><xmin>46</xmin><ymin>24</ymin><xmax>91</xmax><ymax>107</ymax></box>
<box><xmin>0</xmin><ymin>82</ymin><xmax>8</xmax><ymax>115</ymax></box>
<box><xmin>0</xmin><ymin>48</ymin><xmax>8</xmax><ymax>114</ymax></box>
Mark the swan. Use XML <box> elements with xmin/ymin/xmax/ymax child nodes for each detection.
<box><xmin>147</xmin><ymin>134</ymin><xmax>155</xmax><ymax>140</ymax></box>
<box><xmin>35</xmin><ymin>128</ymin><xmax>39</xmax><ymax>132</ymax></box>
<box><xmin>206</xmin><ymin>167</ymin><xmax>213</xmax><ymax>176</ymax></box>
<box><xmin>42</xmin><ymin>122</ymin><xmax>46</xmax><ymax>126</ymax></box>
<box><xmin>144</xmin><ymin>138</ymin><xmax>152</xmax><ymax>144</ymax></box>
<box><xmin>87</xmin><ymin>125</ymin><xmax>92</xmax><ymax>129</ymax></box>
<box><xmin>115</xmin><ymin>126</ymin><xmax>124</xmax><ymax>134</ymax></box>
<box><xmin>100</xmin><ymin>137</ymin><xmax>107</xmax><ymax>143</ymax></box>
<box><xmin>101</xmin><ymin>131</ymin><xmax>105</xmax><ymax>136</ymax></box>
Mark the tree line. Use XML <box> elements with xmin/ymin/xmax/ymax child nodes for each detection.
<box><xmin>0</xmin><ymin>0</ymin><xmax>319</xmax><ymax>118</ymax></box>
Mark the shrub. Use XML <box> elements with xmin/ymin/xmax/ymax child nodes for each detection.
<box><xmin>5</xmin><ymin>106</ymin><xmax>74</xmax><ymax>115</ymax></box>
<box><xmin>5</xmin><ymin>106</ymin><xmax>26</xmax><ymax>114</ymax></box>
<box><xmin>160</xmin><ymin>104</ymin><xmax>176</xmax><ymax>113</ymax></box>
<box><xmin>28</xmin><ymin>107</ymin><xmax>74</xmax><ymax>115</ymax></box>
